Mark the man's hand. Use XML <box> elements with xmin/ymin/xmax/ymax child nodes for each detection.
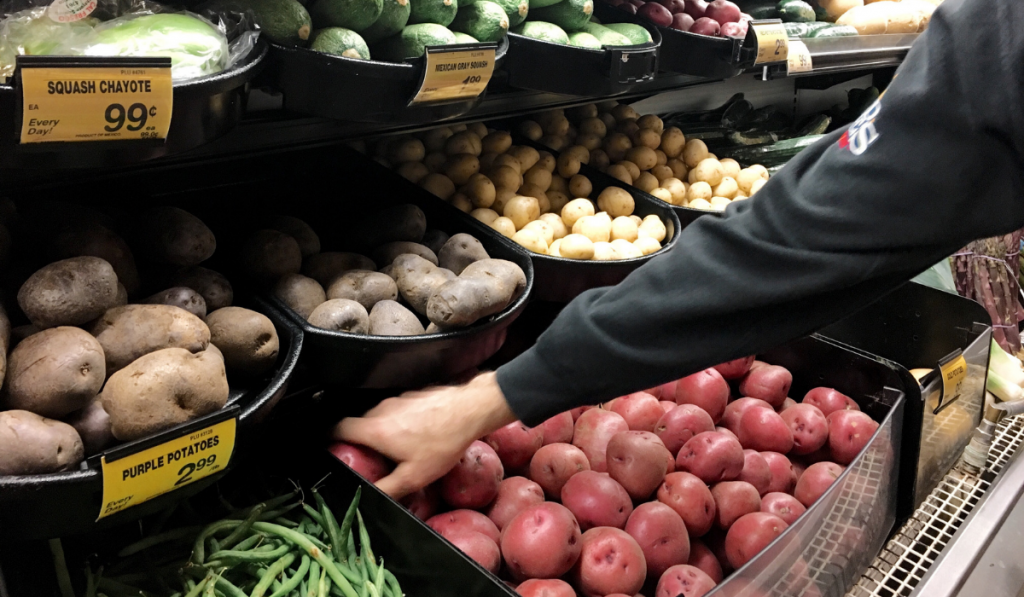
<box><xmin>332</xmin><ymin>372</ymin><xmax>517</xmax><ymax>499</ymax></box>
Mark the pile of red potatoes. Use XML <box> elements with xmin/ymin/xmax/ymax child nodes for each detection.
<box><xmin>329</xmin><ymin>357</ymin><xmax>881</xmax><ymax>597</ymax></box>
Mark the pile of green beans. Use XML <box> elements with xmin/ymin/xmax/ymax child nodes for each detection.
<box><xmin>76</xmin><ymin>487</ymin><xmax>403</xmax><ymax>597</ymax></box>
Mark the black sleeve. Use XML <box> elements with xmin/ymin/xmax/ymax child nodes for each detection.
<box><xmin>496</xmin><ymin>0</ymin><xmax>1024</xmax><ymax>426</ymax></box>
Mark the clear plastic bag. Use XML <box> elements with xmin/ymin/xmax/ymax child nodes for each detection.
<box><xmin>0</xmin><ymin>0</ymin><xmax>258</xmax><ymax>82</ymax></box>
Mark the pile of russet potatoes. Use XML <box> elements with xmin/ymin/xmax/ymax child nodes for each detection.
<box><xmin>0</xmin><ymin>202</ymin><xmax>283</xmax><ymax>477</ymax></box>
<box><xmin>330</xmin><ymin>356</ymin><xmax>881</xmax><ymax>597</ymax></box>
<box><xmin>521</xmin><ymin>102</ymin><xmax>771</xmax><ymax>211</ymax></box>
<box><xmin>365</xmin><ymin>123</ymin><xmax>672</xmax><ymax>261</ymax></box>
<box><xmin>262</xmin><ymin>204</ymin><xmax>527</xmax><ymax>336</ymax></box>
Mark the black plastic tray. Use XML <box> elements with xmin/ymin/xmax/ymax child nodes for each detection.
<box><xmin>263</xmin><ymin>147</ymin><xmax>534</xmax><ymax>388</ymax></box>
<box><xmin>263</xmin><ymin>36</ymin><xmax>508</xmax><ymax>124</ymax></box>
<box><xmin>0</xmin><ymin>297</ymin><xmax>302</xmax><ymax>541</ymax></box>
<box><xmin>594</xmin><ymin>2</ymin><xmax>755</xmax><ymax>78</ymax></box>
<box><xmin>821</xmin><ymin>282</ymin><xmax>992</xmax><ymax>520</ymax></box>
<box><xmin>504</xmin><ymin>20</ymin><xmax>660</xmax><ymax>95</ymax></box>
<box><xmin>0</xmin><ymin>41</ymin><xmax>267</xmax><ymax>169</ymax></box>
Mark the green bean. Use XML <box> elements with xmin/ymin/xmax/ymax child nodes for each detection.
<box><xmin>221</xmin><ymin>505</ymin><xmax>265</xmax><ymax>550</ymax></box>
<box><xmin>317</xmin><ymin>568</ymin><xmax>328</xmax><ymax>597</ymax></box>
<box><xmin>193</xmin><ymin>520</ymin><xmax>244</xmax><ymax>564</ymax></box>
<box><xmin>269</xmin><ymin>555</ymin><xmax>309</xmax><ymax>597</ymax></box>
<box><xmin>251</xmin><ymin>552</ymin><xmax>296</xmax><ymax>597</ymax></box>
<box><xmin>274</xmin><ymin>517</ymin><xmax>301</xmax><ymax>528</ymax></box>
<box><xmin>98</xmin><ymin>576</ymin><xmax>152</xmax><ymax>596</ymax></box>
<box><xmin>302</xmin><ymin>505</ymin><xmax>325</xmax><ymax>527</ymax></box>
<box><xmin>205</xmin><ymin>575</ymin><xmax>218</xmax><ymax>597</ymax></box>
<box><xmin>250</xmin><ymin>523</ymin><xmax>359</xmax><ymax>597</ymax></box>
<box><xmin>300</xmin><ymin>581</ymin><xmax>307</xmax><ymax>597</ymax></box>
<box><xmin>118</xmin><ymin>526</ymin><xmax>204</xmax><ymax>558</ymax></box>
<box><xmin>355</xmin><ymin>513</ymin><xmax>377</xmax><ymax>583</ymax></box>
<box><xmin>372</xmin><ymin>560</ymin><xmax>383</xmax><ymax>597</ymax></box>
<box><xmin>337</xmin><ymin>489</ymin><xmax>361</xmax><ymax>559</ymax></box>
<box><xmin>383</xmin><ymin>570</ymin><xmax>401</xmax><ymax>597</ymax></box>
<box><xmin>306</xmin><ymin>562</ymin><xmax>319</xmax><ymax>597</ymax></box>
<box><xmin>346</xmin><ymin>532</ymin><xmax>356</xmax><ymax>561</ymax></box>
<box><xmin>233</xmin><ymin>533</ymin><xmax>267</xmax><ymax>553</ymax></box>
<box><xmin>261</xmin><ymin>502</ymin><xmax>301</xmax><ymax>521</ymax></box>
<box><xmin>364</xmin><ymin>581</ymin><xmax>381</xmax><ymax>597</ymax></box>
<box><xmin>49</xmin><ymin>539</ymin><xmax>75</xmax><ymax>597</ymax></box>
<box><xmin>213</xmin><ymin>576</ymin><xmax>248</xmax><ymax>597</ymax></box>
<box><xmin>207</xmin><ymin>544</ymin><xmax>291</xmax><ymax>566</ymax></box>
<box><xmin>85</xmin><ymin>567</ymin><xmax>98</xmax><ymax>597</ymax></box>
<box><xmin>185</xmin><ymin>574</ymin><xmax>214</xmax><ymax>597</ymax></box>
<box><xmin>230</xmin><ymin>492</ymin><xmax>299</xmax><ymax>520</ymax></box>
<box><xmin>353</xmin><ymin>558</ymin><xmax>367</xmax><ymax>597</ymax></box>
<box><xmin>313</xmin><ymin>490</ymin><xmax>345</xmax><ymax>562</ymax></box>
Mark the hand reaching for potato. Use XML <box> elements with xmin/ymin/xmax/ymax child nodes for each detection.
<box><xmin>332</xmin><ymin>372</ymin><xmax>517</xmax><ymax>498</ymax></box>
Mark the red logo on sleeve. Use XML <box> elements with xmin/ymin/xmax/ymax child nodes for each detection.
<box><xmin>840</xmin><ymin>99</ymin><xmax>881</xmax><ymax>156</ymax></box>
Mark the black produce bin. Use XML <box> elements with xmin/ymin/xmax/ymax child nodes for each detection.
<box><xmin>0</xmin><ymin>298</ymin><xmax>302</xmax><ymax>541</ymax></box>
<box><xmin>594</xmin><ymin>2</ymin><xmax>756</xmax><ymax>78</ymax></box>
<box><xmin>821</xmin><ymin>282</ymin><xmax>992</xmax><ymax>519</ymax></box>
<box><xmin>503</xmin><ymin>22</ymin><xmax>660</xmax><ymax>95</ymax></box>
<box><xmin>0</xmin><ymin>42</ymin><xmax>267</xmax><ymax>169</ymax></box>
<box><xmin>260</xmin><ymin>148</ymin><xmax>534</xmax><ymax>389</ymax></box>
<box><xmin>263</xmin><ymin>36</ymin><xmax>508</xmax><ymax>124</ymax></box>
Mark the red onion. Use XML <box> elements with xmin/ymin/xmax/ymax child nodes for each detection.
<box><xmin>704</xmin><ymin>0</ymin><xmax>741</xmax><ymax>23</ymax></box>
<box><xmin>638</xmin><ymin>1</ymin><xmax>673</xmax><ymax>26</ymax></box>
<box><xmin>689</xmin><ymin>16</ymin><xmax>720</xmax><ymax>35</ymax></box>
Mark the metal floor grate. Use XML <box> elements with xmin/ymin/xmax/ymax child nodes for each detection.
<box><xmin>847</xmin><ymin>415</ymin><xmax>1024</xmax><ymax>597</ymax></box>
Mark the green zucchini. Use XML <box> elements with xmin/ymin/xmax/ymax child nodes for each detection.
<box><xmin>747</xmin><ymin>5</ymin><xmax>778</xmax><ymax>19</ymax></box>
<box><xmin>721</xmin><ymin>99</ymin><xmax>754</xmax><ymax>128</ymax></box>
<box><xmin>719</xmin><ymin>134</ymin><xmax>825</xmax><ymax>166</ymax></box>
<box><xmin>783</xmin><ymin>22</ymin><xmax>813</xmax><ymax>37</ymax></box>
<box><xmin>808</xmin><ymin>24</ymin><xmax>858</xmax><ymax>37</ymax></box>
<box><xmin>792</xmin><ymin>114</ymin><xmax>831</xmax><ymax>137</ymax></box>
<box><xmin>726</xmin><ymin>130</ymin><xmax>778</xmax><ymax>146</ymax></box>
<box><xmin>777</xmin><ymin>0</ymin><xmax>814</xmax><ymax>22</ymax></box>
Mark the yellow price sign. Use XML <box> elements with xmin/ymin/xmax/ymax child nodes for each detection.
<box><xmin>787</xmin><ymin>40</ymin><xmax>813</xmax><ymax>74</ymax></box>
<box><xmin>411</xmin><ymin>44</ymin><xmax>496</xmax><ymax>105</ymax></box>
<box><xmin>939</xmin><ymin>351</ymin><xmax>968</xmax><ymax>408</ymax></box>
<box><xmin>98</xmin><ymin>414</ymin><xmax>236</xmax><ymax>521</ymax></box>
<box><xmin>18</xmin><ymin>57</ymin><xmax>172</xmax><ymax>144</ymax></box>
<box><xmin>752</xmin><ymin>22</ymin><xmax>789</xmax><ymax>65</ymax></box>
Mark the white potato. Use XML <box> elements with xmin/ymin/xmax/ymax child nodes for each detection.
<box><xmin>713</xmin><ymin>177</ymin><xmax>739</xmax><ymax>199</ymax></box>
<box><xmin>682</xmin><ymin>139</ymin><xmax>709</xmax><ymax>168</ymax></box>
<box><xmin>523</xmin><ymin>220</ymin><xmax>555</xmax><ymax>246</ymax></box>
<box><xmin>573</xmin><ymin>215</ymin><xmax>612</xmax><ymax>243</ymax></box>
<box><xmin>561</xmin><ymin>198</ymin><xmax>596</xmax><ymax>228</ymax></box>
<box><xmin>686</xmin><ymin>181</ymin><xmax>713</xmax><ymax>202</ymax></box>
<box><xmin>634</xmin><ymin>236</ymin><xmax>661</xmax><ymax>255</ymax></box>
<box><xmin>539</xmin><ymin>213</ymin><xmax>569</xmax><ymax>240</ymax></box>
<box><xmin>513</xmin><ymin>228</ymin><xmax>548</xmax><ymax>254</ymax></box>
<box><xmin>692</xmin><ymin>158</ymin><xmax>724</xmax><ymax>186</ymax></box>
<box><xmin>491</xmin><ymin>216</ymin><xmax>516</xmax><ymax>238</ymax></box>
<box><xmin>559</xmin><ymin>234</ymin><xmax>596</xmax><ymax>260</ymax></box>
<box><xmin>593</xmin><ymin>241</ymin><xmax>616</xmax><ymax>261</ymax></box>
<box><xmin>471</xmin><ymin>208</ymin><xmax>500</xmax><ymax>225</ymax></box>
<box><xmin>710</xmin><ymin>196</ymin><xmax>732</xmax><ymax>211</ymax></box>
<box><xmin>638</xmin><ymin>215</ymin><xmax>666</xmax><ymax>242</ymax></box>
<box><xmin>596</xmin><ymin>187</ymin><xmax>635</xmax><ymax>217</ymax></box>
<box><xmin>504</xmin><ymin>196</ymin><xmax>541</xmax><ymax>229</ymax></box>
<box><xmin>611</xmin><ymin>238</ymin><xmax>643</xmax><ymax>259</ymax></box>
<box><xmin>610</xmin><ymin>216</ymin><xmax>639</xmax><ymax>242</ymax></box>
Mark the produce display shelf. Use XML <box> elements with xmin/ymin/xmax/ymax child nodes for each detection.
<box><xmin>760</xmin><ymin>33</ymin><xmax>919</xmax><ymax>79</ymax></box>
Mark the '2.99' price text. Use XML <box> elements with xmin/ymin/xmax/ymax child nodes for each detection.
<box><xmin>174</xmin><ymin>454</ymin><xmax>219</xmax><ymax>487</ymax></box>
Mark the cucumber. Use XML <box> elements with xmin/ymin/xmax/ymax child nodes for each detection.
<box><xmin>202</xmin><ymin>0</ymin><xmax>312</xmax><ymax>45</ymax></box>
<box><xmin>809</xmin><ymin>24</ymin><xmax>857</xmax><ymax>37</ymax></box>
<box><xmin>719</xmin><ymin>134</ymin><xmax>825</xmax><ymax>167</ymax></box>
<box><xmin>579</xmin><ymin>21</ymin><xmax>630</xmax><ymax>45</ymax></box>
<box><xmin>489</xmin><ymin>0</ymin><xmax>529</xmax><ymax>26</ymax></box>
<box><xmin>310</xmin><ymin>27</ymin><xmax>371</xmax><ymax>58</ymax></box>
<box><xmin>567</xmin><ymin>31</ymin><xmax>602</xmax><ymax>47</ymax></box>
<box><xmin>747</xmin><ymin>5</ymin><xmax>777</xmax><ymax>18</ymax></box>
<box><xmin>372</xmin><ymin>22</ymin><xmax>457</xmax><ymax>59</ymax></box>
<box><xmin>792</xmin><ymin>114</ymin><xmax>830</xmax><ymax>137</ymax></box>
<box><xmin>601</xmin><ymin>22</ymin><xmax>651</xmax><ymax>44</ymax></box>
<box><xmin>813</xmin><ymin>3</ymin><xmax>832</xmax><ymax>22</ymax></box>
<box><xmin>453</xmin><ymin>31</ymin><xmax>479</xmax><ymax>42</ymax></box>
<box><xmin>512</xmin><ymin>20</ymin><xmax>569</xmax><ymax>43</ymax></box>
<box><xmin>450</xmin><ymin>0</ymin><xmax>509</xmax><ymax>41</ymax></box>
<box><xmin>726</xmin><ymin>130</ymin><xmax>778</xmax><ymax>146</ymax></box>
<box><xmin>783</xmin><ymin>22</ymin><xmax>813</xmax><ymax>37</ymax></box>
<box><xmin>408</xmin><ymin>0</ymin><xmax>457</xmax><ymax>26</ymax></box>
<box><xmin>776</xmin><ymin>0</ymin><xmax>814</xmax><ymax>22</ymax></box>
<box><xmin>308</xmin><ymin>0</ymin><xmax>383</xmax><ymax>32</ymax></box>
<box><xmin>359</xmin><ymin>0</ymin><xmax>411</xmax><ymax>43</ymax></box>
<box><xmin>530</xmin><ymin>0</ymin><xmax>594</xmax><ymax>32</ymax></box>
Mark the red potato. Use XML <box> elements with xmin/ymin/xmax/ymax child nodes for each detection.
<box><xmin>781</xmin><ymin>403</ymin><xmax>829</xmax><ymax>456</ymax></box>
<box><xmin>737</xmin><ymin>450</ymin><xmax>771</xmax><ymax>496</ymax></box>
<box><xmin>676</xmin><ymin>431</ymin><xmax>744</xmax><ymax>484</ymax></box>
<box><xmin>721</xmin><ymin>397</ymin><xmax>772</xmax><ymax>433</ymax></box>
<box><xmin>683</xmin><ymin>0</ymin><xmax>707</xmax><ymax>17</ymax></box>
<box><xmin>704</xmin><ymin>0</ymin><xmax>740</xmax><ymax>23</ymax></box>
<box><xmin>607</xmin><ymin>431</ymin><xmax>673</xmax><ymax>500</ymax></box>
<box><xmin>760</xmin><ymin>492</ymin><xmax>806</xmax><ymax>525</ymax></box>
<box><xmin>446</xmin><ymin>530</ymin><xmax>501</xmax><ymax>573</ymax></box>
<box><xmin>530</xmin><ymin>442</ymin><xmax>591</xmax><ymax>499</ymax></box>
<box><xmin>561</xmin><ymin>470</ymin><xmax>634</xmax><ymax>531</ymax></box>
<box><xmin>689</xmin><ymin>16</ymin><xmax>720</xmax><ymax>35</ymax></box>
<box><xmin>660</xmin><ymin>400</ymin><xmax>677</xmax><ymax>413</ymax></box>
<box><xmin>712</xmin><ymin>356</ymin><xmax>754</xmax><ymax>380</ymax></box>
<box><xmin>486</xmin><ymin>421</ymin><xmax>544</xmax><ymax>472</ymax></box>
<box><xmin>440</xmin><ymin>440</ymin><xmax>504</xmax><ymax>509</ymax></box>
<box><xmin>570</xmin><ymin>406</ymin><xmax>595</xmax><ymax>421</ymax></box>
<box><xmin>656</xmin><ymin>0</ymin><xmax>685</xmax><ymax>12</ymax></box>
<box><xmin>716</xmin><ymin>426</ymin><xmax>737</xmax><ymax>440</ymax></box>
<box><xmin>738</xmin><ymin>365</ymin><xmax>792</xmax><ymax>408</ymax></box>
<box><xmin>538</xmin><ymin>412</ymin><xmax>575</xmax><ymax>445</ymax></box>
<box><xmin>736</xmin><ymin>407</ymin><xmax>794</xmax><ymax>453</ymax></box>
<box><xmin>792</xmin><ymin>460</ymin><xmax>807</xmax><ymax>484</ymax></box>
<box><xmin>638</xmin><ymin>1</ymin><xmax>673</xmax><ymax>26</ymax></box>
<box><xmin>657</xmin><ymin>472</ymin><xmax>716</xmax><ymax>537</ymax></box>
<box><xmin>828</xmin><ymin>410</ymin><xmax>879</xmax><ymax>464</ymax></box>
<box><xmin>671</xmin><ymin>12</ymin><xmax>695</xmax><ymax>30</ymax></box>
<box><xmin>648</xmin><ymin>380</ymin><xmax>677</xmax><ymax>400</ymax></box>
<box><xmin>803</xmin><ymin>387</ymin><xmax>860</xmax><ymax>417</ymax></box>
<box><xmin>501</xmin><ymin>502</ymin><xmax>582</xmax><ymax>580</ymax></box>
<box><xmin>487</xmin><ymin>477</ymin><xmax>546</xmax><ymax>531</ymax></box>
<box><xmin>794</xmin><ymin>462</ymin><xmax>844</xmax><ymax>507</ymax></box>
<box><xmin>625</xmin><ymin>502</ymin><xmax>691</xmax><ymax>579</ymax></box>
<box><xmin>327</xmin><ymin>442</ymin><xmax>393</xmax><ymax>482</ymax></box>
<box><xmin>611</xmin><ymin>392</ymin><xmax>666</xmax><ymax>432</ymax></box>
<box><xmin>760</xmin><ymin>451</ymin><xmax>796</xmax><ymax>494</ymax></box>
<box><xmin>573</xmin><ymin>408</ymin><xmax>630</xmax><ymax>472</ymax></box>
<box><xmin>427</xmin><ymin>509</ymin><xmax>501</xmax><ymax>543</ymax></box>
<box><xmin>711</xmin><ymin>481</ymin><xmax>761</xmax><ymax>530</ymax></box>
<box><xmin>720</xmin><ymin>20</ymin><xmax>745</xmax><ymax>37</ymax></box>
<box><xmin>779</xmin><ymin>397</ymin><xmax>797</xmax><ymax>412</ymax></box>
<box><xmin>656</xmin><ymin>404</ymin><xmax>715</xmax><ymax>455</ymax></box>
<box><xmin>724</xmin><ymin>512</ymin><xmax>788</xmax><ymax>569</ymax></box>
<box><xmin>516</xmin><ymin>579</ymin><xmax>576</xmax><ymax>597</ymax></box>
<box><xmin>674</xmin><ymin>369</ymin><xmax>729</xmax><ymax>423</ymax></box>
<box><xmin>799</xmin><ymin>443</ymin><xmax>833</xmax><ymax>464</ymax></box>
<box><xmin>401</xmin><ymin>485</ymin><xmax>440</xmax><ymax>520</ymax></box>
<box><xmin>688</xmin><ymin>540</ymin><xmax>723</xmax><ymax>583</ymax></box>
<box><xmin>703</xmin><ymin>529</ymin><xmax>732</xmax><ymax>575</ymax></box>
<box><xmin>572</xmin><ymin>527</ymin><xmax>647</xmax><ymax>597</ymax></box>
<box><xmin>655</xmin><ymin>564</ymin><xmax>717</xmax><ymax>597</ymax></box>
